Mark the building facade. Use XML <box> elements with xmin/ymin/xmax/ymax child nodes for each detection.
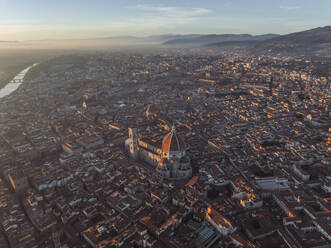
<box><xmin>125</xmin><ymin>126</ymin><xmax>192</xmax><ymax>179</ymax></box>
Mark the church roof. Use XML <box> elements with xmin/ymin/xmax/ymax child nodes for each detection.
<box><xmin>162</xmin><ymin>126</ymin><xmax>185</xmax><ymax>153</ymax></box>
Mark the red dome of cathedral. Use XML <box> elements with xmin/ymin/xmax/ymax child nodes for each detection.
<box><xmin>162</xmin><ymin>126</ymin><xmax>186</xmax><ymax>153</ymax></box>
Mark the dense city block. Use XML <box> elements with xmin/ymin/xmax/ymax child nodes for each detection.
<box><xmin>0</xmin><ymin>50</ymin><xmax>330</xmax><ymax>248</ymax></box>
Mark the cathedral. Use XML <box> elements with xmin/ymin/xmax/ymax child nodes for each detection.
<box><xmin>125</xmin><ymin>126</ymin><xmax>192</xmax><ymax>179</ymax></box>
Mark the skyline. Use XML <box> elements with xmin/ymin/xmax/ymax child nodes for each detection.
<box><xmin>0</xmin><ymin>1</ymin><xmax>330</xmax><ymax>248</ymax></box>
<box><xmin>0</xmin><ymin>0</ymin><xmax>330</xmax><ymax>41</ymax></box>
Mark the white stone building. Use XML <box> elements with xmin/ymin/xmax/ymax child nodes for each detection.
<box><xmin>125</xmin><ymin>126</ymin><xmax>192</xmax><ymax>179</ymax></box>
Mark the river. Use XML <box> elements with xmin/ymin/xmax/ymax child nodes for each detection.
<box><xmin>0</xmin><ymin>63</ymin><xmax>38</xmax><ymax>99</ymax></box>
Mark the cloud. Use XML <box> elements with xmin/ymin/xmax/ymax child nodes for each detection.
<box><xmin>0</xmin><ymin>6</ymin><xmax>212</xmax><ymax>40</ymax></box>
<box><xmin>280</xmin><ymin>5</ymin><xmax>300</xmax><ymax>10</ymax></box>
<box><xmin>135</xmin><ymin>4</ymin><xmax>212</xmax><ymax>18</ymax></box>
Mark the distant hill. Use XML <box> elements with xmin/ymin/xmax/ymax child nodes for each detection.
<box><xmin>206</xmin><ymin>26</ymin><xmax>331</xmax><ymax>56</ymax></box>
<box><xmin>97</xmin><ymin>34</ymin><xmax>202</xmax><ymax>43</ymax></box>
<box><xmin>95</xmin><ymin>33</ymin><xmax>279</xmax><ymax>45</ymax></box>
<box><xmin>254</xmin><ymin>26</ymin><xmax>331</xmax><ymax>55</ymax></box>
<box><xmin>163</xmin><ymin>34</ymin><xmax>279</xmax><ymax>46</ymax></box>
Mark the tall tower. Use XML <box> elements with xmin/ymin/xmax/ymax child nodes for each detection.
<box><xmin>299</xmin><ymin>74</ymin><xmax>304</xmax><ymax>92</ymax></box>
<box><xmin>128</xmin><ymin>128</ymin><xmax>139</xmax><ymax>160</ymax></box>
<box><xmin>269</xmin><ymin>76</ymin><xmax>273</xmax><ymax>96</ymax></box>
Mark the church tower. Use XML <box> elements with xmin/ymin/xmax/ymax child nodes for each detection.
<box><xmin>128</xmin><ymin>128</ymin><xmax>139</xmax><ymax>160</ymax></box>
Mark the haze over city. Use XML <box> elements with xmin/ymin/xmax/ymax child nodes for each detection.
<box><xmin>0</xmin><ymin>0</ymin><xmax>331</xmax><ymax>41</ymax></box>
<box><xmin>0</xmin><ymin>1</ymin><xmax>330</xmax><ymax>248</ymax></box>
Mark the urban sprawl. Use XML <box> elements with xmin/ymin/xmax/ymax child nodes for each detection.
<box><xmin>0</xmin><ymin>51</ymin><xmax>330</xmax><ymax>248</ymax></box>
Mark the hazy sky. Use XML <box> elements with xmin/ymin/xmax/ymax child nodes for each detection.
<box><xmin>0</xmin><ymin>0</ymin><xmax>330</xmax><ymax>40</ymax></box>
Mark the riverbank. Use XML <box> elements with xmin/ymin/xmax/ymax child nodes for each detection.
<box><xmin>0</xmin><ymin>63</ymin><xmax>38</xmax><ymax>99</ymax></box>
<box><xmin>0</xmin><ymin>67</ymin><xmax>28</xmax><ymax>89</ymax></box>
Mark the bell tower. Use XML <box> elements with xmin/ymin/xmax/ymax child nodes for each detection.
<box><xmin>128</xmin><ymin>128</ymin><xmax>139</xmax><ymax>160</ymax></box>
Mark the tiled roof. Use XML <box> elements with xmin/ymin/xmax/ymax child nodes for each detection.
<box><xmin>162</xmin><ymin>127</ymin><xmax>185</xmax><ymax>152</ymax></box>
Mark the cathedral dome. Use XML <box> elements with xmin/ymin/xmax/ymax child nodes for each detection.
<box><xmin>162</xmin><ymin>126</ymin><xmax>185</xmax><ymax>153</ymax></box>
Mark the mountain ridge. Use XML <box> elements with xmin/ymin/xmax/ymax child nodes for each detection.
<box><xmin>163</xmin><ymin>33</ymin><xmax>280</xmax><ymax>46</ymax></box>
<box><xmin>205</xmin><ymin>26</ymin><xmax>331</xmax><ymax>56</ymax></box>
